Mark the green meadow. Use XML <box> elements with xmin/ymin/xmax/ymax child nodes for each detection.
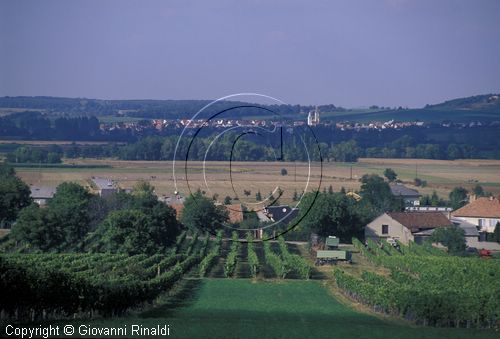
<box><xmin>67</xmin><ymin>279</ymin><xmax>498</xmax><ymax>339</ymax></box>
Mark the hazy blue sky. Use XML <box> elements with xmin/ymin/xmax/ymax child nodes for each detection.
<box><xmin>1</xmin><ymin>0</ymin><xmax>499</xmax><ymax>107</ymax></box>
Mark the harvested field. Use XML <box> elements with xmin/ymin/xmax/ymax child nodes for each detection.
<box><xmin>13</xmin><ymin>158</ymin><xmax>500</xmax><ymax>203</ymax></box>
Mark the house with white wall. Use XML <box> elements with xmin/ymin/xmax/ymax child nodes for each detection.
<box><xmin>451</xmin><ymin>196</ymin><xmax>500</xmax><ymax>236</ymax></box>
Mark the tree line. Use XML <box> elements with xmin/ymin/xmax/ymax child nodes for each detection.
<box><xmin>0</xmin><ymin>112</ymin><xmax>103</xmax><ymax>140</ymax></box>
<box><xmin>4</xmin><ymin>136</ymin><xmax>496</xmax><ymax>165</ymax></box>
<box><xmin>5</xmin><ymin>146</ymin><xmax>62</xmax><ymax>163</ymax></box>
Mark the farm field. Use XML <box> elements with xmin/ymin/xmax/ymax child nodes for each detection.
<box><xmin>13</xmin><ymin>158</ymin><xmax>500</xmax><ymax>203</ymax></box>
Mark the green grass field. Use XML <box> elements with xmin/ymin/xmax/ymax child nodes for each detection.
<box><xmin>66</xmin><ymin>279</ymin><xmax>498</xmax><ymax>339</ymax></box>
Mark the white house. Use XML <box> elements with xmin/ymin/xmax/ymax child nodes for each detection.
<box><xmin>451</xmin><ymin>196</ymin><xmax>500</xmax><ymax>235</ymax></box>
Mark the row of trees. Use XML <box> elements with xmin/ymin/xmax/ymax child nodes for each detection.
<box><xmin>0</xmin><ymin>112</ymin><xmax>102</xmax><ymax>140</ymax></box>
<box><xmin>5</xmin><ymin>146</ymin><xmax>62</xmax><ymax>163</ymax></box>
<box><xmin>4</xmin><ymin>130</ymin><xmax>499</xmax><ymax>164</ymax></box>
<box><xmin>326</xmin><ymin>140</ymin><xmax>484</xmax><ymax>162</ymax></box>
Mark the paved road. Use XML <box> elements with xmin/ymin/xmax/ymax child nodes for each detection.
<box><xmin>466</xmin><ymin>239</ymin><xmax>500</xmax><ymax>251</ymax></box>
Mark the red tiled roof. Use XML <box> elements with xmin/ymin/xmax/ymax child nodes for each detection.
<box><xmin>226</xmin><ymin>204</ymin><xmax>244</xmax><ymax>224</ymax></box>
<box><xmin>169</xmin><ymin>203</ymin><xmax>243</xmax><ymax>224</ymax></box>
<box><xmin>170</xmin><ymin>203</ymin><xmax>184</xmax><ymax>220</ymax></box>
<box><xmin>387</xmin><ymin>211</ymin><xmax>453</xmax><ymax>232</ymax></box>
<box><xmin>451</xmin><ymin>197</ymin><xmax>500</xmax><ymax>218</ymax></box>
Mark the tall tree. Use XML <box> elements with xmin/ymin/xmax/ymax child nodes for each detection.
<box><xmin>383</xmin><ymin>168</ymin><xmax>398</xmax><ymax>182</ymax></box>
<box><xmin>181</xmin><ymin>191</ymin><xmax>228</xmax><ymax>233</ymax></box>
<box><xmin>0</xmin><ymin>163</ymin><xmax>31</xmax><ymax>226</ymax></box>
<box><xmin>494</xmin><ymin>222</ymin><xmax>500</xmax><ymax>243</ymax></box>
<box><xmin>11</xmin><ymin>204</ymin><xmax>61</xmax><ymax>251</ymax></box>
<box><xmin>430</xmin><ymin>191</ymin><xmax>440</xmax><ymax>206</ymax></box>
<box><xmin>90</xmin><ymin>209</ymin><xmax>156</xmax><ymax>255</ymax></box>
<box><xmin>295</xmin><ymin>192</ymin><xmax>371</xmax><ymax>241</ymax></box>
<box><xmin>256</xmin><ymin>191</ymin><xmax>262</xmax><ymax>201</ymax></box>
<box><xmin>449</xmin><ymin>187</ymin><xmax>468</xmax><ymax>210</ymax></box>
<box><xmin>47</xmin><ymin>182</ymin><xmax>93</xmax><ymax>251</ymax></box>
<box><xmin>430</xmin><ymin>227</ymin><xmax>466</xmax><ymax>255</ymax></box>
<box><xmin>472</xmin><ymin>184</ymin><xmax>485</xmax><ymax>197</ymax></box>
<box><xmin>359</xmin><ymin>174</ymin><xmax>402</xmax><ymax>212</ymax></box>
<box><xmin>148</xmin><ymin>203</ymin><xmax>181</xmax><ymax>249</ymax></box>
<box><xmin>11</xmin><ymin>182</ymin><xmax>94</xmax><ymax>251</ymax></box>
<box><xmin>98</xmin><ymin>181</ymin><xmax>181</xmax><ymax>250</ymax></box>
<box><xmin>130</xmin><ymin>181</ymin><xmax>158</xmax><ymax>210</ymax></box>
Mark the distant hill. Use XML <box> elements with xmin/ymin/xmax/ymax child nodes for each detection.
<box><xmin>0</xmin><ymin>96</ymin><xmax>335</xmax><ymax>120</ymax></box>
<box><xmin>322</xmin><ymin>107</ymin><xmax>500</xmax><ymax>123</ymax></box>
<box><xmin>0</xmin><ymin>94</ymin><xmax>499</xmax><ymax>122</ymax></box>
<box><xmin>322</xmin><ymin>94</ymin><xmax>500</xmax><ymax>123</ymax></box>
<box><xmin>425</xmin><ymin>94</ymin><xmax>500</xmax><ymax>112</ymax></box>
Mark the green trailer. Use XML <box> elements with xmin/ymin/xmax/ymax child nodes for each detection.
<box><xmin>315</xmin><ymin>250</ymin><xmax>351</xmax><ymax>265</ymax></box>
<box><xmin>325</xmin><ymin>236</ymin><xmax>340</xmax><ymax>248</ymax></box>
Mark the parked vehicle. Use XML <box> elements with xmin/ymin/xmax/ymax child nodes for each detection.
<box><xmin>315</xmin><ymin>236</ymin><xmax>351</xmax><ymax>265</ymax></box>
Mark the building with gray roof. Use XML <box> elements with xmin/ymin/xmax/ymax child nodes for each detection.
<box><xmin>30</xmin><ymin>186</ymin><xmax>57</xmax><ymax>205</ymax></box>
<box><xmin>390</xmin><ymin>183</ymin><xmax>421</xmax><ymax>206</ymax></box>
<box><xmin>91</xmin><ymin>177</ymin><xmax>116</xmax><ymax>197</ymax></box>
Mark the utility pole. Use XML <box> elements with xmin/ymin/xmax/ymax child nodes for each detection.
<box><xmin>350</xmin><ymin>165</ymin><xmax>353</xmax><ymax>180</ymax></box>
